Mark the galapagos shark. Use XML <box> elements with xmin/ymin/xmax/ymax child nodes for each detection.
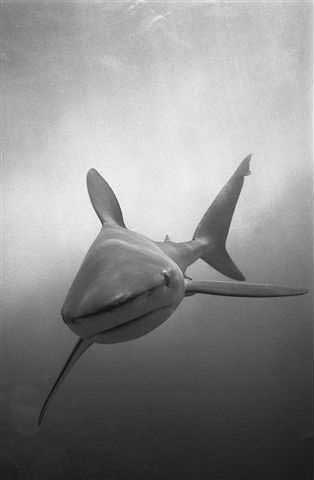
<box><xmin>38</xmin><ymin>155</ymin><xmax>307</xmax><ymax>425</ymax></box>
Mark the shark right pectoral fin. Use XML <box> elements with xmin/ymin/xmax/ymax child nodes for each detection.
<box><xmin>38</xmin><ymin>337</ymin><xmax>94</xmax><ymax>426</ymax></box>
<box><xmin>184</xmin><ymin>280</ymin><xmax>308</xmax><ymax>298</ymax></box>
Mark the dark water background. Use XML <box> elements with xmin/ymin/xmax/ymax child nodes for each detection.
<box><xmin>1</xmin><ymin>2</ymin><xmax>313</xmax><ymax>479</ymax></box>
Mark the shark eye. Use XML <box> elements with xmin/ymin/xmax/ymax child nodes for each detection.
<box><xmin>162</xmin><ymin>270</ymin><xmax>171</xmax><ymax>287</ymax></box>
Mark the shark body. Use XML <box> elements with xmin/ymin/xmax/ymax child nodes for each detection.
<box><xmin>38</xmin><ymin>156</ymin><xmax>307</xmax><ymax>425</ymax></box>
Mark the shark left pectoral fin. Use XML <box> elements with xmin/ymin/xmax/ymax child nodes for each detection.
<box><xmin>184</xmin><ymin>280</ymin><xmax>308</xmax><ymax>298</ymax></box>
<box><xmin>38</xmin><ymin>337</ymin><xmax>94</xmax><ymax>426</ymax></box>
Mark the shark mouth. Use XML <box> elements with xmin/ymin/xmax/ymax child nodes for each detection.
<box><xmin>96</xmin><ymin>304</ymin><xmax>172</xmax><ymax>337</ymax></box>
<box><xmin>68</xmin><ymin>278</ymin><xmax>168</xmax><ymax>323</ymax></box>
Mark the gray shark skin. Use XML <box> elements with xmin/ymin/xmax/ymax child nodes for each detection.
<box><xmin>38</xmin><ymin>155</ymin><xmax>307</xmax><ymax>425</ymax></box>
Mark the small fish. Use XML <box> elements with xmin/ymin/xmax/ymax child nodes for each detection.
<box><xmin>38</xmin><ymin>155</ymin><xmax>307</xmax><ymax>425</ymax></box>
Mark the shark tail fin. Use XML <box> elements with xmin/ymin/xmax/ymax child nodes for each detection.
<box><xmin>193</xmin><ymin>155</ymin><xmax>251</xmax><ymax>281</ymax></box>
<box><xmin>38</xmin><ymin>337</ymin><xmax>93</xmax><ymax>426</ymax></box>
<box><xmin>87</xmin><ymin>169</ymin><xmax>126</xmax><ymax>227</ymax></box>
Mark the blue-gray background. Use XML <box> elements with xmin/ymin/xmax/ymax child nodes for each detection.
<box><xmin>1</xmin><ymin>1</ymin><xmax>313</xmax><ymax>479</ymax></box>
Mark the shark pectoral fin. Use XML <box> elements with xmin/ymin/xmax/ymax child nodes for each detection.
<box><xmin>87</xmin><ymin>168</ymin><xmax>126</xmax><ymax>227</ymax></box>
<box><xmin>38</xmin><ymin>337</ymin><xmax>93</xmax><ymax>426</ymax></box>
<box><xmin>184</xmin><ymin>280</ymin><xmax>308</xmax><ymax>298</ymax></box>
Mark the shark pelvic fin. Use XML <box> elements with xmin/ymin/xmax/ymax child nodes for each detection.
<box><xmin>87</xmin><ymin>169</ymin><xmax>126</xmax><ymax>227</ymax></box>
<box><xmin>38</xmin><ymin>337</ymin><xmax>93</xmax><ymax>426</ymax></box>
<box><xmin>193</xmin><ymin>155</ymin><xmax>252</xmax><ymax>281</ymax></box>
<box><xmin>184</xmin><ymin>280</ymin><xmax>307</xmax><ymax>298</ymax></box>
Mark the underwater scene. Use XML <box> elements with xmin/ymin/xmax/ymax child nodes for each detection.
<box><xmin>2</xmin><ymin>2</ymin><xmax>313</xmax><ymax>479</ymax></box>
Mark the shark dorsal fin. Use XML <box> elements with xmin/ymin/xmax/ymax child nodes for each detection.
<box><xmin>87</xmin><ymin>169</ymin><xmax>126</xmax><ymax>227</ymax></box>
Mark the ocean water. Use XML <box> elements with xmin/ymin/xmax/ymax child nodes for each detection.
<box><xmin>2</xmin><ymin>2</ymin><xmax>313</xmax><ymax>479</ymax></box>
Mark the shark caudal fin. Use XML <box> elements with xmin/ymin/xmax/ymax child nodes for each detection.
<box><xmin>193</xmin><ymin>155</ymin><xmax>251</xmax><ymax>281</ymax></box>
<box><xmin>38</xmin><ymin>338</ymin><xmax>93</xmax><ymax>426</ymax></box>
<box><xmin>87</xmin><ymin>169</ymin><xmax>126</xmax><ymax>227</ymax></box>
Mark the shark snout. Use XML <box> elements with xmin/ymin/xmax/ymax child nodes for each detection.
<box><xmin>62</xmin><ymin>267</ymin><xmax>181</xmax><ymax>322</ymax></box>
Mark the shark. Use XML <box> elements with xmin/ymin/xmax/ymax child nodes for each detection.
<box><xmin>38</xmin><ymin>155</ymin><xmax>307</xmax><ymax>425</ymax></box>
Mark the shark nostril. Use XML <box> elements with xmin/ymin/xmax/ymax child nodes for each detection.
<box><xmin>162</xmin><ymin>270</ymin><xmax>171</xmax><ymax>287</ymax></box>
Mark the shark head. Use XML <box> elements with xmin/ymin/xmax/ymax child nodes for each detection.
<box><xmin>61</xmin><ymin>228</ymin><xmax>185</xmax><ymax>340</ymax></box>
